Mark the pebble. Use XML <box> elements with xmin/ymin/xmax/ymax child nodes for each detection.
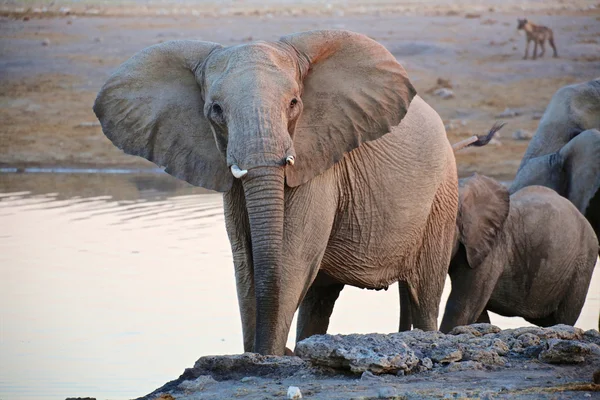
<box><xmin>512</xmin><ymin>129</ymin><xmax>533</xmax><ymax>141</ymax></box>
<box><xmin>287</xmin><ymin>386</ymin><xmax>302</xmax><ymax>399</ymax></box>
<box><xmin>377</xmin><ymin>386</ymin><xmax>398</xmax><ymax>398</ymax></box>
<box><xmin>361</xmin><ymin>371</ymin><xmax>382</xmax><ymax>381</ymax></box>
<box><xmin>496</xmin><ymin>108</ymin><xmax>522</xmax><ymax>118</ymax></box>
<box><xmin>433</xmin><ymin>88</ymin><xmax>454</xmax><ymax>99</ymax></box>
<box><xmin>42</xmin><ymin>38</ymin><xmax>50</xmax><ymax>46</ymax></box>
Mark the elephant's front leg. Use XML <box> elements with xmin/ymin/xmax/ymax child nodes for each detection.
<box><xmin>268</xmin><ymin>181</ymin><xmax>339</xmax><ymax>354</ymax></box>
<box><xmin>223</xmin><ymin>181</ymin><xmax>256</xmax><ymax>352</ymax></box>
<box><xmin>296</xmin><ymin>272</ymin><xmax>345</xmax><ymax>343</ymax></box>
<box><xmin>439</xmin><ymin>250</ymin><xmax>503</xmax><ymax>332</ymax></box>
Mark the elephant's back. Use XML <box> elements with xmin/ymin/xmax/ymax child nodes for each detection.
<box><xmin>510</xmin><ymin>186</ymin><xmax>594</xmax><ymax>247</ymax></box>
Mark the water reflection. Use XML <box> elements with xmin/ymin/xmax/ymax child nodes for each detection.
<box><xmin>0</xmin><ymin>172</ymin><xmax>598</xmax><ymax>400</ymax></box>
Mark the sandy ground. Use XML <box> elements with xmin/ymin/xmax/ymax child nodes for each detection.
<box><xmin>1</xmin><ymin>1</ymin><xmax>599</xmax><ymax>180</ymax></box>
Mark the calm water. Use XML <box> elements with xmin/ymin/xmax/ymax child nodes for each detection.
<box><xmin>1</xmin><ymin>172</ymin><xmax>598</xmax><ymax>400</ymax></box>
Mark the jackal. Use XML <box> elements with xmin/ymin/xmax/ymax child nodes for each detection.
<box><xmin>517</xmin><ymin>18</ymin><xmax>558</xmax><ymax>60</ymax></box>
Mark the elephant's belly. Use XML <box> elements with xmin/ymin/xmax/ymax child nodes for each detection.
<box><xmin>320</xmin><ymin>207</ymin><xmax>430</xmax><ymax>290</ymax></box>
<box><xmin>486</xmin><ymin>276</ymin><xmax>563</xmax><ymax>319</ymax></box>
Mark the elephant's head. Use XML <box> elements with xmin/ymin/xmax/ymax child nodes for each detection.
<box><xmin>93</xmin><ymin>30</ymin><xmax>416</xmax><ymax>354</ymax></box>
<box><xmin>93</xmin><ymin>30</ymin><xmax>415</xmax><ymax>191</ymax></box>
<box><xmin>510</xmin><ymin>129</ymin><xmax>600</xmax><ymax>222</ymax></box>
<box><xmin>455</xmin><ymin>174</ymin><xmax>510</xmax><ymax>269</ymax></box>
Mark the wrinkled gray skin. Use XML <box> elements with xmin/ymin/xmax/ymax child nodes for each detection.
<box><xmin>439</xmin><ymin>175</ymin><xmax>598</xmax><ymax>332</ymax></box>
<box><xmin>511</xmin><ymin>79</ymin><xmax>600</xmax><ymax>243</ymax></box>
<box><xmin>93</xmin><ymin>30</ymin><xmax>458</xmax><ymax>355</ymax></box>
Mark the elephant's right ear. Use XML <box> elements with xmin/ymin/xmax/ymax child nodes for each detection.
<box><xmin>93</xmin><ymin>40</ymin><xmax>233</xmax><ymax>192</ymax></box>
<box><xmin>458</xmin><ymin>174</ymin><xmax>510</xmax><ymax>268</ymax></box>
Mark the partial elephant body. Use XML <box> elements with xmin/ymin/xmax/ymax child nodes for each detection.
<box><xmin>441</xmin><ymin>176</ymin><xmax>597</xmax><ymax>332</ymax></box>
<box><xmin>511</xmin><ymin>79</ymin><xmax>600</xmax><ymax>252</ymax></box>
<box><xmin>94</xmin><ymin>30</ymin><xmax>459</xmax><ymax>355</ymax></box>
<box><xmin>517</xmin><ymin>78</ymin><xmax>600</xmax><ymax>169</ymax></box>
<box><xmin>227</xmin><ymin>96</ymin><xmax>458</xmax><ymax>346</ymax></box>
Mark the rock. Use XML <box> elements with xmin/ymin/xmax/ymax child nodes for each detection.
<box><xmin>455</xmin><ymin>324</ymin><xmax>501</xmax><ymax>336</ymax></box>
<box><xmin>361</xmin><ymin>371</ymin><xmax>382</xmax><ymax>381</ymax></box>
<box><xmin>436</xmin><ymin>77</ymin><xmax>453</xmax><ymax>88</ymax></box>
<box><xmin>518</xmin><ymin>333</ymin><xmax>540</xmax><ymax>348</ymax></box>
<box><xmin>463</xmin><ymin>348</ymin><xmax>506</xmax><ymax>365</ymax></box>
<box><xmin>546</xmin><ymin>324</ymin><xmax>584</xmax><ymax>340</ymax></box>
<box><xmin>465</xmin><ymin>13</ymin><xmax>481</xmax><ymax>18</ymax></box>
<box><xmin>446</xmin><ymin>360</ymin><xmax>483</xmax><ymax>372</ymax></box>
<box><xmin>496</xmin><ymin>108</ymin><xmax>522</xmax><ymax>118</ymax></box>
<box><xmin>42</xmin><ymin>38</ymin><xmax>50</xmax><ymax>46</ymax></box>
<box><xmin>512</xmin><ymin>129</ymin><xmax>533</xmax><ymax>140</ymax></box>
<box><xmin>427</xmin><ymin>346</ymin><xmax>463</xmax><ymax>364</ymax></box>
<box><xmin>295</xmin><ymin>333</ymin><xmax>420</xmax><ymax>374</ymax></box>
<box><xmin>287</xmin><ymin>386</ymin><xmax>302</xmax><ymax>399</ymax></box>
<box><xmin>449</xmin><ymin>325</ymin><xmax>480</xmax><ymax>337</ymax></box>
<box><xmin>190</xmin><ymin>353</ymin><xmax>306</xmax><ymax>381</ymax></box>
<box><xmin>178</xmin><ymin>375</ymin><xmax>216</xmax><ymax>390</ymax></box>
<box><xmin>584</xmin><ymin>330</ymin><xmax>600</xmax><ymax>346</ymax></box>
<box><xmin>93</xmin><ymin>37</ymin><xmax>103</xmax><ymax>43</ymax></box>
<box><xmin>420</xmin><ymin>357</ymin><xmax>433</xmax><ymax>369</ymax></box>
<box><xmin>377</xmin><ymin>386</ymin><xmax>398</xmax><ymax>398</ymax></box>
<box><xmin>538</xmin><ymin>339</ymin><xmax>593</xmax><ymax>364</ymax></box>
<box><xmin>240</xmin><ymin>376</ymin><xmax>255</xmax><ymax>383</ymax></box>
<box><xmin>433</xmin><ymin>88</ymin><xmax>454</xmax><ymax>99</ymax></box>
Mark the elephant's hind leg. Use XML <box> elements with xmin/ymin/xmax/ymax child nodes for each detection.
<box><xmin>410</xmin><ymin>174</ymin><xmax>458</xmax><ymax>331</ymax></box>
<box><xmin>476</xmin><ymin>310</ymin><xmax>491</xmax><ymax>324</ymax></box>
<box><xmin>295</xmin><ymin>273</ymin><xmax>344</xmax><ymax>343</ymax></box>
<box><xmin>398</xmin><ymin>281</ymin><xmax>413</xmax><ymax>331</ymax></box>
<box><xmin>552</xmin><ymin>256</ymin><xmax>596</xmax><ymax>325</ymax></box>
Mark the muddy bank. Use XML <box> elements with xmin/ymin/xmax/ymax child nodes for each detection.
<box><xmin>140</xmin><ymin>324</ymin><xmax>600</xmax><ymax>399</ymax></box>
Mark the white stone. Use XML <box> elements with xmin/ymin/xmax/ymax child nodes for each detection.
<box><xmin>287</xmin><ymin>386</ymin><xmax>302</xmax><ymax>399</ymax></box>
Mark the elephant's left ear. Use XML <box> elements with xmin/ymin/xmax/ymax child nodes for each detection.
<box><xmin>280</xmin><ymin>30</ymin><xmax>416</xmax><ymax>187</ymax></box>
<box><xmin>459</xmin><ymin>174</ymin><xmax>510</xmax><ymax>268</ymax></box>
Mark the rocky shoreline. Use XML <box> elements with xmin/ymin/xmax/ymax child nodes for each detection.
<box><xmin>140</xmin><ymin>324</ymin><xmax>600</xmax><ymax>399</ymax></box>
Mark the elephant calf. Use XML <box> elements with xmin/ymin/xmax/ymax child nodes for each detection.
<box><xmin>440</xmin><ymin>174</ymin><xmax>598</xmax><ymax>332</ymax></box>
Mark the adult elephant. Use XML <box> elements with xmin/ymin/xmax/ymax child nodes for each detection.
<box><xmin>510</xmin><ymin>79</ymin><xmax>600</xmax><ymax>240</ymax></box>
<box><xmin>94</xmin><ymin>30</ymin><xmax>458</xmax><ymax>355</ymax></box>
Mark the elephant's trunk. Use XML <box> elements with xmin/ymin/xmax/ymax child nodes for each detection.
<box><xmin>242</xmin><ymin>166</ymin><xmax>286</xmax><ymax>355</ymax></box>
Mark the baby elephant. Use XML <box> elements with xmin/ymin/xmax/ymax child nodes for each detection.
<box><xmin>440</xmin><ymin>174</ymin><xmax>597</xmax><ymax>332</ymax></box>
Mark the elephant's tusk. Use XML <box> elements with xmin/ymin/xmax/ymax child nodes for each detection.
<box><xmin>285</xmin><ymin>155</ymin><xmax>295</xmax><ymax>166</ymax></box>
<box><xmin>230</xmin><ymin>165</ymin><xmax>248</xmax><ymax>179</ymax></box>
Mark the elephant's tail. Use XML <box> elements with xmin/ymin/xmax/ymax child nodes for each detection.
<box><xmin>451</xmin><ymin>122</ymin><xmax>505</xmax><ymax>152</ymax></box>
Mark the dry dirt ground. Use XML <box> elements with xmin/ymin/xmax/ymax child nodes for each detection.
<box><xmin>1</xmin><ymin>1</ymin><xmax>599</xmax><ymax>181</ymax></box>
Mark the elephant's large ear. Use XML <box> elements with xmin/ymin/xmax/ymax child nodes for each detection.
<box><xmin>280</xmin><ymin>30</ymin><xmax>416</xmax><ymax>187</ymax></box>
<box><xmin>93</xmin><ymin>40</ymin><xmax>232</xmax><ymax>192</ymax></box>
<box><xmin>561</xmin><ymin>129</ymin><xmax>600</xmax><ymax>218</ymax></box>
<box><xmin>458</xmin><ymin>174</ymin><xmax>510</xmax><ymax>268</ymax></box>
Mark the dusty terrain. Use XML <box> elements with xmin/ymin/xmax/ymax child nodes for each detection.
<box><xmin>1</xmin><ymin>0</ymin><xmax>599</xmax><ymax>181</ymax></box>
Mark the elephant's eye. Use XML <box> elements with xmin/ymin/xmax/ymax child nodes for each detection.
<box><xmin>212</xmin><ymin>103</ymin><xmax>223</xmax><ymax>115</ymax></box>
<box><xmin>289</xmin><ymin>98</ymin><xmax>298</xmax><ymax>108</ymax></box>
